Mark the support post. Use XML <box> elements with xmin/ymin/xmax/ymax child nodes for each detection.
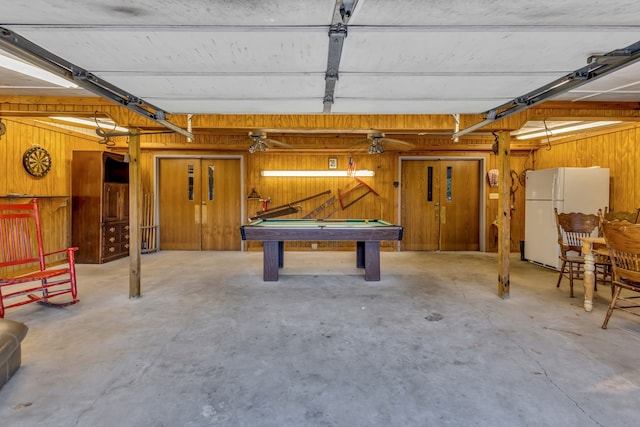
<box><xmin>497</xmin><ymin>131</ymin><xmax>511</xmax><ymax>299</ymax></box>
<box><xmin>129</xmin><ymin>132</ymin><xmax>141</xmax><ymax>298</ymax></box>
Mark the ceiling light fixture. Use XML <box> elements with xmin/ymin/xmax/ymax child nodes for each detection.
<box><xmin>49</xmin><ymin>116</ymin><xmax>129</xmax><ymax>133</ymax></box>
<box><xmin>515</xmin><ymin>121</ymin><xmax>622</xmax><ymax>140</ymax></box>
<box><xmin>249</xmin><ymin>139</ymin><xmax>269</xmax><ymax>153</ymax></box>
<box><xmin>368</xmin><ymin>139</ymin><xmax>385</xmax><ymax>154</ymax></box>
<box><xmin>0</xmin><ymin>53</ymin><xmax>78</xmax><ymax>88</ymax></box>
<box><xmin>35</xmin><ymin>120</ymin><xmax>103</xmax><ymax>138</ymax></box>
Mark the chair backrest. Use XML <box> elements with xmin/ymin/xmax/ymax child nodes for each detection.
<box><xmin>598</xmin><ymin>208</ymin><xmax>639</xmax><ymax>236</ymax></box>
<box><xmin>555</xmin><ymin>209</ymin><xmax>600</xmax><ymax>253</ymax></box>
<box><xmin>603</xmin><ymin>207</ymin><xmax>640</xmax><ymax>223</ymax></box>
<box><xmin>603</xmin><ymin>222</ymin><xmax>640</xmax><ymax>284</ymax></box>
<box><xmin>0</xmin><ymin>199</ymin><xmax>45</xmax><ymax>270</ymax></box>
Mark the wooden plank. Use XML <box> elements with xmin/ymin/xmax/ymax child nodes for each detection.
<box><xmin>129</xmin><ymin>133</ymin><xmax>141</xmax><ymax>298</ymax></box>
<box><xmin>498</xmin><ymin>132</ymin><xmax>511</xmax><ymax>299</ymax></box>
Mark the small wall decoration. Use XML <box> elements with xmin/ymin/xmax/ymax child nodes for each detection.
<box><xmin>23</xmin><ymin>145</ymin><xmax>52</xmax><ymax>177</ymax></box>
<box><xmin>328</xmin><ymin>158</ymin><xmax>338</xmax><ymax>169</ymax></box>
<box><xmin>487</xmin><ymin>169</ymin><xmax>499</xmax><ymax>188</ymax></box>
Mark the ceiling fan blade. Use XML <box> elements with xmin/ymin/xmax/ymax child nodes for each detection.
<box><xmin>347</xmin><ymin>138</ymin><xmax>370</xmax><ymax>151</ymax></box>
<box><xmin>381</xmin><ymin>137</ymin><xmax>414</xmax><ymax>147</ymax></box>
<box><xmin>377</xmin><ymin>137</ymin><xmax>414</xmax><ymax>151</ymax></box>
<box><xmin>264</xmin><ymin>138</ymin><xmax>294</xmax><ymax>149</ymax></box>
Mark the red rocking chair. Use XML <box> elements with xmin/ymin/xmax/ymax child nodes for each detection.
<box><xmin>0</xmin><ymin>199</ymin><xmax>79</xmax><ymax>318</ymax></box>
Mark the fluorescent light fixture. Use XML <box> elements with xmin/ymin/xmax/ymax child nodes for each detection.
<box><xmin>35</xmin><ymin>120</ymin><xmax>103</xmax><ymax>138</ymax></box>
<box><xmin>515</xmin><ymin>121</ymin><xmax>621</xmax><ymax>140</ymax></box>
<box><xmin>261</xmin><ymin>170</ymin><xmax>375</xmax><ymax>177</ymax></box>
<box><xmin>49</xmin><ymin>116</ymin><xmax>130</xmax><ymax>133</ymax></box>
<box><xmin>0</xmin><ymin>54</ymin><xmax>78</xmax><ymax>88</ymax></box>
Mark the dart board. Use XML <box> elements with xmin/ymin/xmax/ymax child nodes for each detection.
<box><xmin>23</xmin><ymin>146</ymin><xmax>52</xmax><ymax>177</ymax></box>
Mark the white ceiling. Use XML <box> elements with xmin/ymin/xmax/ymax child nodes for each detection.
<box><xmin>1</xmin><ymin>0</ymin><xmax>639</xmax><ymax>117</ymax></box>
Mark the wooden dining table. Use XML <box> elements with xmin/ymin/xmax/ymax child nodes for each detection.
<box><xmin>579</xmin><ymin>236</ymin><xmax>607</xmax><ymax>312</ymax></box>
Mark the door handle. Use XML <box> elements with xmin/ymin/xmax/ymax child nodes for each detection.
<box><xmin>440</xmin><ymin>206</ymin><xmax>446</xmax><ymax>224</ymax></box>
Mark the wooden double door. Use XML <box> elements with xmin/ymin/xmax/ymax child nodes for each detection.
<box><xmin>401</xmin><ymin>159</ymin><xmax>480</xmax><ymax>251</ymax></box>
<box><xmin>159</xmin><ymin>158</ymin><xmax>241</xmax><ymax>250</ymax></box>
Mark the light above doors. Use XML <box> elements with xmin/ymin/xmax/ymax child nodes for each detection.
<box><xmin>512</xmin><ymin>120</ymin><xmax>625</xmax><ymax>140</ymax></box>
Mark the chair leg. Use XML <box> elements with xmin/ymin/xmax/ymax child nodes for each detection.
<box><xmin>568</xmin><ymin>262</ymin><xmax>575</xmax><ymax>298</ymax></box>
<box><xmin>557</xmin><ymin>260</ymin><xmax>567</xmax><ymax>288</ymax></box>
<box><xmin>602</xmin><ymin>285</ymin><xmax>623</xmax><ymax>329</ymax></box>
<box><xmin>611</xmin><ymin>282</ymin><xmax>615</xmax><ymax>298</ymax></box>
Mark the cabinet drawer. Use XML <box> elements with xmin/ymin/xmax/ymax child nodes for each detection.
<box><xmin>103</xmin><ymin>243</ymin><xmax>120</xmax><ymax>257</ymax></box>
<box><xmin>103</xmin><ymin>222</ymin><xmax>130</xmax><ymax>239</ymax></box>
<box><xmin>102</xmin><ymin>242</ymin><xmax>130</xmax><ymax>260</ymax></box>
<box><xmin>104</xmin><ymin>224</ymin><xmax>119</xmax><ymax>236</ymax></box>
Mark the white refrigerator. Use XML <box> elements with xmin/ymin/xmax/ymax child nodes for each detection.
<box><xmin>524</xmin><ymin>167</ymin><xmax>610</xmax><ymax>270</ymax></box>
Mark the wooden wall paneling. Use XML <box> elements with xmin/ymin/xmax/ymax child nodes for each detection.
<box><xmin>244</xmin><ymin>152</ymin><xmax>398</xmax><ymax>251</ymax></box>
<box><xmin>1</xmin><ymin>119</ymin><xmax>109</xmax><ymax>260</ymax></box>
<box><xmin>626</xmin><ymin>128</ymin><xmax>640</xmax><ymax>209</ymax></box>
<box><xmin>0</xmin><ymin>121</ymin><xmax>9</xmax><ymax>196</ymax></box>
<box><xmin>533</xmin><ymin>126</ymin><xmax>640</xmax><ymax>217</ymax></box>
<box><xmin>613</xmin><ymin>130</ymin><xmax>633</xmax><ymax>211</ymax></box>
<box><xmin>193</xmin><ymin>114</ymin><xmax>458</xmax><ymax>133</ymax></box>
<box><xmin>485</xmin><ymin>151</ymin><xmax>528</xmax><ymax>253</ymax></box>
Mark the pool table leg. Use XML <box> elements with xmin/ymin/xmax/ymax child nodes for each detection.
<box><xmin>364</xmin><ymin>241</ymin><xmax>380</xmax><ymax>281</ymax></box>
<box><xmin>356</xmin><ymin>241</ymin><xmax>365</xmax><ymax>268</ymax></box>
<box><xmin>278</xmin><ymin>241</ymin><xmax>284</xmax><ymax>268</ymax></box>
<box><xmin>263</xmin><ymin>241</ymin><xmax>280</xmax><ymax>281</ymax></box>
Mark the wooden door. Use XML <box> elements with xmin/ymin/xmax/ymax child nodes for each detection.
<box><xmin>401</xmin><ymin>159</ymin><xmax>480</xmax><ymax>251</ymax></box>
<box><xmin>401</xmin><ymin>160</ymin><xmax>440</xmax><ymax>250</ymax></box>
<box><xmin>159</xmin><ymin>158</ymin><xmax>241</xmax><ymax>250</ymax></box>
<box><xmin>200</xmin><ymin>159</ymin><xmax>242</xmax><ymax>250</ymax></box>
<box><xmin>159</xmin><ymin>159</ymin><xmax>202</xmax><ymax>250</ymax></box>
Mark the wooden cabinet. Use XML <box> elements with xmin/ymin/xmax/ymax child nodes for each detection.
<box><xmin>72</xmin><ymin>151</ymin><xmax>130</xmax><ymax>263</ymax></box>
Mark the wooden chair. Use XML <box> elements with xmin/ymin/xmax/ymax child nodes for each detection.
<box><xmin>554</xmin><ymin>209</ymin><xmax>610</xmax><ymax>297</ymax></box>
<box><xmin>598</xmin><ymin>207</ymin><xmax>640</xmax><ymax>234</ymax></box>
<box><xmin>604</xmin><ymin>207</ymin><xmax>640</xmax><ymax>223</ymax></box>
<box><xmin>0</xmin><ymin>199</ymin><xmax>79</xmax><ymax>318</ymax></box>
<box><xmin>601</xmin><ymin>222</ymin><xmax>640</xmax><ymax>329</ymax></box>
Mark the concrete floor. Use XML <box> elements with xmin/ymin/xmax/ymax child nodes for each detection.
<box><xmin>1</xmin><ymin>250</ymin><xmax>640</xmax><ymax>427</ymax></box>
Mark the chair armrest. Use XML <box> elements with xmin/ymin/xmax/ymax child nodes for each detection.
<box><xmin>43</xmin><ymin>247</ymin><xmax>79</xmax><ymax>258</ymax></box>
<box><xmin>558</xmin><ymin>242</ymin><xmax>569</xmax><ymax>255</ymax></box>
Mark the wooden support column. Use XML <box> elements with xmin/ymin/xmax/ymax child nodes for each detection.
<box><xmin>497</xmin><ymin>131</ymin><xmax>511</xmax><ymax>299</ymax></box>
<box><xmin>129</xmin><ymin>131</ymin><xmax>141</xmax><ymax>298</ymax></box>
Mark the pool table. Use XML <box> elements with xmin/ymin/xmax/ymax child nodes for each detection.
<box><xmin>240</xmin><ymin>219</ymin><xmax>403</xmax><ymax>281</ymax></box>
